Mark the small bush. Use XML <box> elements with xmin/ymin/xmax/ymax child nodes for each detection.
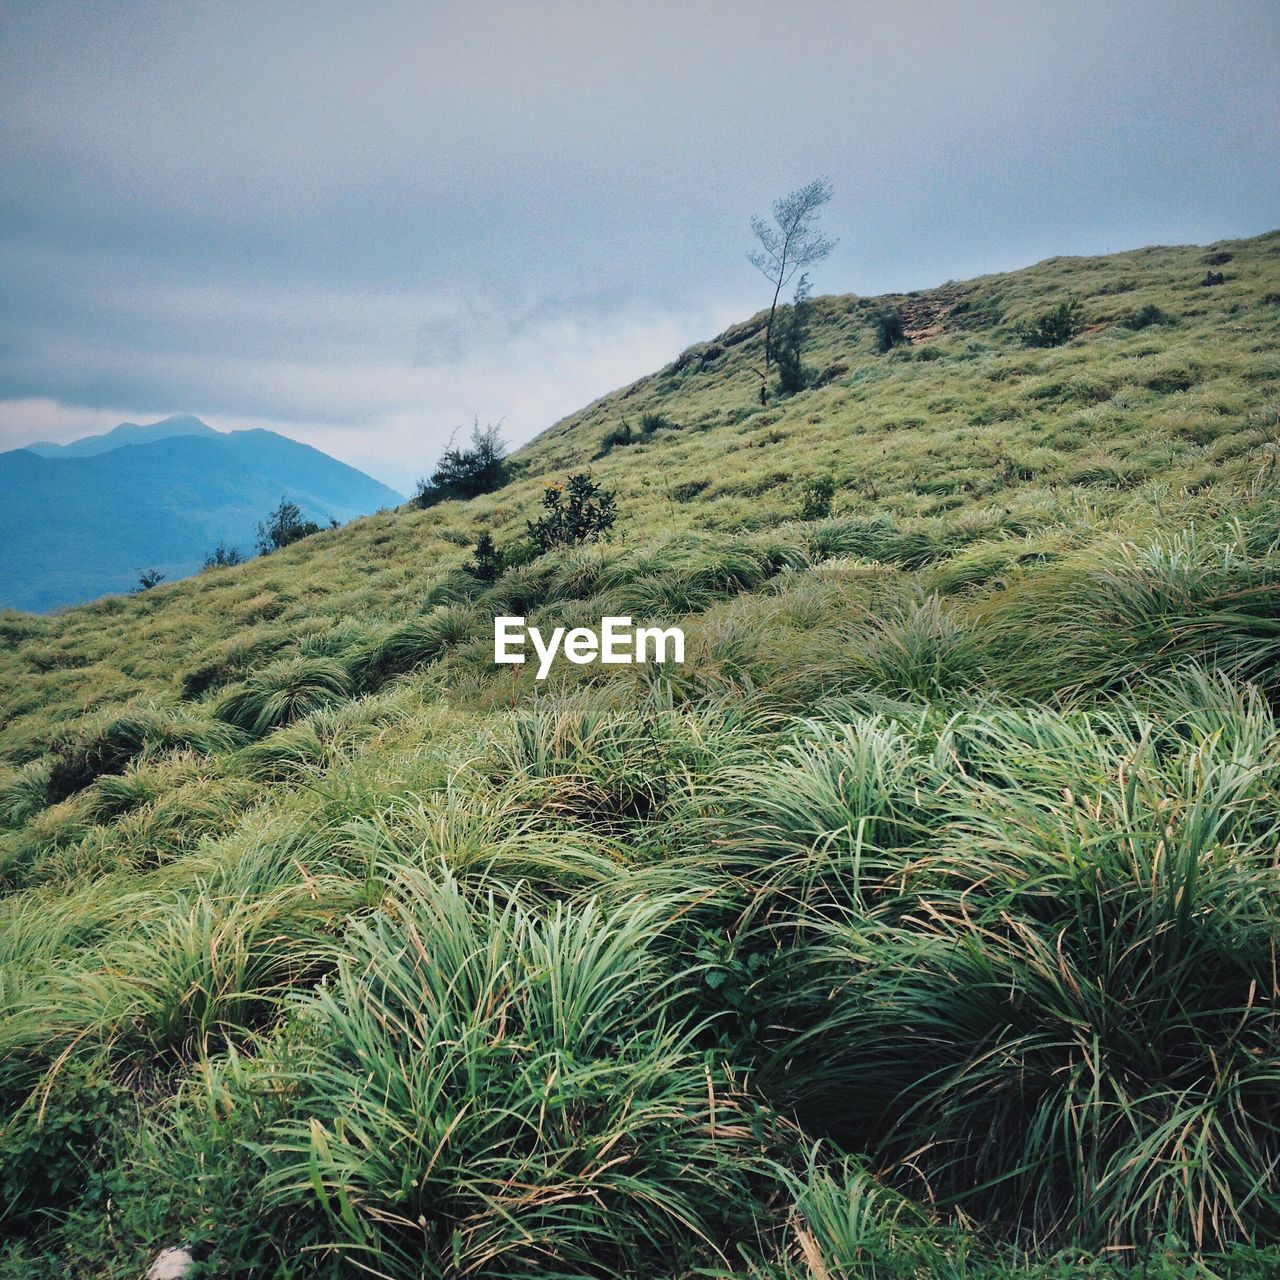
<box><xmin>413</xmin><ymin>420</ymin><xmax>508</xmax><ymax>507</ymax></box>
<box><xmin>1122</xmin><ymin>303</ymin><xmax>1172</xmax><ymax>330</ymax></box>
<box><xmin>1021</xmin><ymin>299</ymin><xmax>1084</xmax><ymax>347</ymax></box>
<box><xmin>136</xmin><ymin>569</ymin><xmax>165</xmax><ymax>592</ymax></box>
<box><xmin>202</xmin><ymin>542</ymin><xmax>247</xmax><ymax>569</ymax></box>
<box><xmin>467</xmin><ymin>531</ymin><xmax>503</xmax><ymax>582</ymax></box>
<box><xmin>0</xmin><ymin>1060</ymin><xmax>124</xmax><ymax>1234</ymax></box>
<box><xmin>255</xmin><ymin>499</ymin><xmax>327</xmax><ymax>555</ymax></box>
<box><xmin>527</xmin><ymin>472</ymin><xmax>618</xmax><ymax>552</ymax></box>
<box><xmin>775</xmin><ymin>275</ymin><xmax>813</xmax><ymax>395</ymax></box>
<box><xmin>872</xmin><ymin>308</ymin><xmax>907</xmax><ymax>353</ymax></box>
<box><xmin>798</xmin><ymin>474</ymin><xmax>837</xmax><ymax>521</ymax></box>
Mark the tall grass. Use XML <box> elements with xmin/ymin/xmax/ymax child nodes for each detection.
<box><xmin>248</xmin><ymin>870</ymin><xmax>773</xmax><ymax>1277</ymax></box>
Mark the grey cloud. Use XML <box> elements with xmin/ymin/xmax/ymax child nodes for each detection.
<box><xmin>1</xmin><ymin>0</ymin><xmax>1277</xmax><ymax>488</ymax></box>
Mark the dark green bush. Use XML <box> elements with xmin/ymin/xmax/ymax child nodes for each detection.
<box><xmin>798</xmin><ymin>474</ymin><xmax>837</xmax><ymax>520</ymax></box>
<box><xmin>1021</xmin><ymin>300</ymin><xmax>1084</xmax><ymax>347</ymax></box>
<box><xmin>467</xmin><ymin>531</ymin><xmax>503</xmax><ymax>582</ymax></box>
<box><xmin>0</xmin><ymin>1061</ymin><xmax>124</xmax><ymax>1235</ymax></box>
<box><xmin>1122</xmin><ymin>303</ymin><xmax>1173</xmax><ymax>330</ymax></box>
<box><xmin>202</xmin><ymin>542</ymin><xmax>247</xmax><ymax>569</ymax></box>
<box><xmin>413</xmin><ymin>421</ymin><xmax>508</xmax><ymax>507</ymax></box>
<box><xmin>775</xmin><ymin>275</ymin><xmax>813</xmax><ymax>395</ymax></box>
<box><xmin>527</xmin><ymin>472</ymin><xmax>618</xmax><ymax>552</ymax></box>
<box><xmin>873</xmin><ymin>308</ymin><xmax>907</xmax><ymax>353</ymax></box>
<box><xmin>255</xmin><ymin>498</ymin><xmax>329</xmax><ymax>555</ymax></box>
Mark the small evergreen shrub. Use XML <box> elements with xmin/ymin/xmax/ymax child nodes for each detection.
<box><xmin>775</xmin><ymin>275</ymin><xmax>813</xmax><ymax>395</ymax></box>
<box><xmin>413</xmin><ymin>421</ymin><xmax>508</xmax><ymax>507</ymax></box>
<box><xmin>467</xmin><ymin>531</ymin><xmax>503</xmax><ymax>582</ymax></box>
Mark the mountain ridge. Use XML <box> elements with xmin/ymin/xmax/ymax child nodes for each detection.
<box><xmin>0</xmin><ymin>419</ymin><xmax>403</xmax><ymax>612</ymax></box>
<box><xmin>18</xmin><ymin>413</ymin><xmax>221</xmax><ymax>458</ymax></box>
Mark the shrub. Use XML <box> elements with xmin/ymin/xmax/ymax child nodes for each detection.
<box><xmin>255</xmin><ymin>498</ymin><xmax>328</xmax><ymax>555</ymax></box>
<box><xmin>872</xmin><ymin>308</ymin><xmax>907</xmax><ymax>353</ymax></box>
<box><xmin>0</xmin><ymin>1059</ymin><xmax>124</xmax><ymax>1235</ymax></box>
<box><xmin>798</xmin><ymin>474</ymin><xmax>837</xmax><ymax>521</ymax></box>
<box><xmin>467</xmin><ymin>531</ymin><xmax>503</xmax><ymax>582</ymax></box>
<box><xmin>775</xmin><ymin>275</ymin><xmax>813</xmax><ymax>395</ymax></box>
<box><xmin>202</xmin><ymin>542</ymin><xmax>247</xmax><ymax>569</ymax></box>
<box><xmin>527</xmin><ymin>472</ymin><xmax>618</xmax><ymax>552</ymax></box>
<box><xmin>215</xmin><ymin>657</ymin><xmax>352</xmax><ymax>736</ymax></box>
<box><xmin>1122</xmin><ymin>303</ymin><xmax>1172</xmax><ymax>330</ymax></box>
<box><xmin>595</xmin><ymin>422</ymin><xmax>631</xmax><ymax>457</ymax></box>
<box><xmin>413</xmin><ymin>420</ymin><xmax>508</xmax><ymax>507</ymax></box>
<box><xmin>136</xmin><ymin>569</ymin><xmax>165</xmax><ymax>592</ymax></box>
<box><xmin>1021</xmin><ymin>299</ymin><xmax>1084</xmax><ymax>347</ymax></box>
<box><xmin>640</xmin><ymin>412</ymin><xmax>679</xmax><ymax>435</ymax></box>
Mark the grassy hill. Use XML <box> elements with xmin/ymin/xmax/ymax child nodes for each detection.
<box><xmin>1</xmin><ymin>229</ymin><xmax>1279</xmax><ymax>1278</ymax></box>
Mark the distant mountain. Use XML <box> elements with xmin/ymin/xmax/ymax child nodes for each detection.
<box><xmin>24</xmin><ymin>414</ymin><xmax>222</xmax><ymax>458</ymax></box>
<box><xmin>0</xmin><ymin>417</ymin><xmax>403</xmax><ymax>612</ymax></box>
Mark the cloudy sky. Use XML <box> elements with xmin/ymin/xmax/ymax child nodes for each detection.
<box><xmin>2</xmin><ymin>0</ymin><xmax>1276</xmax><ymax>490</ymax></box>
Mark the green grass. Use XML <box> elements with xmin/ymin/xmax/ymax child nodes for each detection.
<box><xmin>1</xmin><ymin>230</ymin><xmax>1280</xmax><ymax>1277</ymax></box>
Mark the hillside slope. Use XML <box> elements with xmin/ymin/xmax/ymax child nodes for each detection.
<box><xmin>1</xmin><ymin>230</ymin><xmax>1279</xmax><ymax>1278</ymax></box>
<box><xmin>0</xmin><ymin>419</ymin><xmax>403</xmax><ymax>611</ymax></box>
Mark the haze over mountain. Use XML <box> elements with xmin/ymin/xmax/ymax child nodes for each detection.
<box><xmin>0</xmin><ymin>416</ymin><xmax>403</xmax><ymax>612</ymax></box>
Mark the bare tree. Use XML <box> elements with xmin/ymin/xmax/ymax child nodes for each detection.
<box><xmin>748</xmin><ymin>177</ymin><xmax>836</xmax><ymax>403</ymax></box>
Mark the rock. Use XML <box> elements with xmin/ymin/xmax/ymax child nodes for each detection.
<box><xmin>146</xmin><ymin>1247</ymin><xmax>197</xmax><ymax>1280</ymax></box>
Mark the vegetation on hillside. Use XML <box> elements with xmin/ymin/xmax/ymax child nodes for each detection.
<box><xmin>1</xmin><ymin>230</ymin><xmax>1279</xmax><ymax>1277</ymax></box>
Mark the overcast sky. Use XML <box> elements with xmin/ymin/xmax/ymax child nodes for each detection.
<box><xmin>1</xmin><ymin>0</ymin><xmax>1277</xmax><ymax>490</ymax></box>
